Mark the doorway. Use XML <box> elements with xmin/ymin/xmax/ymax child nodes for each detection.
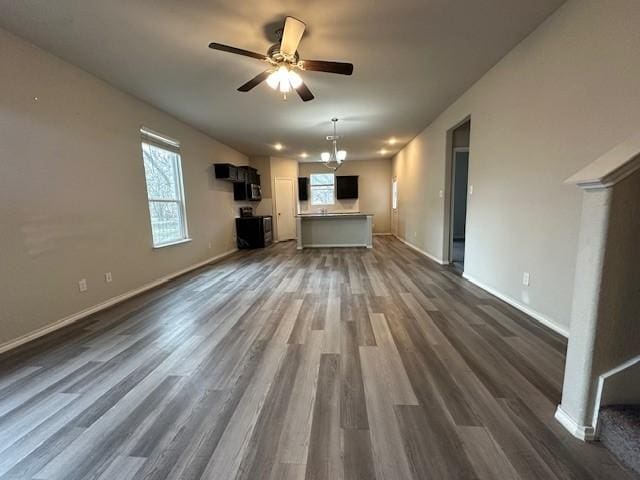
<box><xmin>274</xmin><ymin>177</ymin><xmax>296</xmax><ymax>241</ymax></box>
<box><xmin>391</xmin><ymin>176</ymin><xmax>398</xmax><ymax>236</ymax></box>
<box><xmin>448</xmin><ymin>120</ymin><xmax>470</xmax><ymax>272</ymax></box>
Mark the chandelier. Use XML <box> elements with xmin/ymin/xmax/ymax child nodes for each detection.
<box><xmin>321</xmin><ymin>118</ymin><xmax>347</xmax><ymax>171</ymax></box>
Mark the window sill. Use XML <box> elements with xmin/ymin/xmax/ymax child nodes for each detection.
<box><xmin>153</xmin><ymin>238</ymin><xmax>192</xmax><ymax>249</ymax></box>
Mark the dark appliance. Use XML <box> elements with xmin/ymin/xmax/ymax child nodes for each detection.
<box><xmin>214</xmin><ymin>163</ymin><xmax>238</xmax><ymax>181</ymax></box>
<box><xmin>235</xmin><ymin>207</ymin><xmax>272</xmax><ymax>249</ymax></box>
<box><xmin>336</xmin><ymin>175</ymin><xmax>359</xmax><ymax>199</ymax></box>
<box><xmin>233</xmin><ymin>182</ymin><xmax>262</xmax><ymax>201</ymax></box>
<box><xmin>298</xmin><ymin>177</ymin><xmax>309</xmax><ymax>201</ymax></box>
<box><xmin>247</xmin><ymin>183</ymin><xmax>262</xmax><ymax>201</ymax></box>
<box><xmin>239</xmin><ymin>206</ymin><xmax>254</xmax><ymax>217</ymax></box>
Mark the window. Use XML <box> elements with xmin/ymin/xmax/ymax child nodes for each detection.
<box><xmin>392</xmin><ymin>177</ymin><xmax>398</xmax><ymax>210</ymax></box>
<box><xmin>140</xmin><ymin>128</ymin><xmax>189</xmax><ymax>247</ymax></box>
<box><xmin>310</xmin><ymin>173</ymin><xmax>335</xmax><ymax>205</ymax></box>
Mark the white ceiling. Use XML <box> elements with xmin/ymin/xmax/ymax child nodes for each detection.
<box><xmin>0</xmin><ymin>0</ymin><xmax>564</xmax><ymax>161</ymax></box>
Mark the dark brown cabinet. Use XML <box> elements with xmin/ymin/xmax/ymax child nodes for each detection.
<box><xmin>298</xmin><ymin>177</ymin><xmax>309</xmax><ymax>201</ymax></box>
<box><xmin>215</xmin><ymin>163</ymin><xmax>261</xmax><ymax>201</ymax></box>
<box><xmin>214</xmin><ymin>163</ymin><xmax>238</xmax><ymax>181</ymax></box>
<box><xmin>336</xmin><ymin>175</ymin><xmax>359</xmax><ymax>199</ymax></box>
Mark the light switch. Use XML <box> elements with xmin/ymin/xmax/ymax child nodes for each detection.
<box><xmin>522</xmin><ymin>272</ymin><xmax>530</xmax><ymax>286</ymax></box>
<box><xmin>78</xmin><ymin>279</ymin><xmax>88</xmax><ymax>292</ymax></box>
<box><xmin>469</xmin><ymin>185</ymin><xmax>474</xmax><ymax>195</ymax></box>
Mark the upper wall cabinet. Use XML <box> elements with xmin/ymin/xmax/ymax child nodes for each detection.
<box><xmin>214</xmin><ymin>163</ymin><xmax>239</xmax><ymax>182</ymax></box>
<box><xmin>214</xmin><ymin>164</ymin><xmax>260</xmax><ymax>186</ymax></box>
<box><xmin>298</xmin><ymin>177</ymin><xmax>309</xmax><ymax>201</ymax></box>
<box><xmin>336</xmin><ymin>175</ymin><xmax>359</xmax><ymax>199</ymax></box>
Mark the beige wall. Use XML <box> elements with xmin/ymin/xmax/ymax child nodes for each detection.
<box><xmin>249</xmin><ymin>156</ymin><xmax>298</xmax><ymax>241</ymax></box>
<box><xmin>0</xmin><ymin>28</ymin><xmax>247</xmax><ymax>349</ymax></box>
<box><xmin>392</xmin><ymin>0</ymin><xmax>640</xmax><ymax>333</ymax></box>
<box><xmin>298</xmin><ymin>159</ymin><xmax>392</xmax><ymax>234</ymax></box>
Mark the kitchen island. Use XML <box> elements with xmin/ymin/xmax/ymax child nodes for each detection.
<box><xmin>296</xmin><ymin>212</ymin><xmax>374</xmax><ymax>249</ymax></box>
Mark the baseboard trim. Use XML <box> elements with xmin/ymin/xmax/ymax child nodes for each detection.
<box><xmin>393</xmin><ymin>235</ymin><xmax>448</xmax><ymax>265</ymax></box>
<box><xmin>555</xmin><ymin>406</ymin><xmax>596</xmax><ymax>441</ymax></box>
<box><xmin>301</xmin><ymin>244</ymin><xmax>369</xmax><ymax>248</ymax></box>
<box><xmin>0</xmin><ymin>248</ymin><xmax>238</xmax><ymax>355</ymax></box>
<box><xmin>373</xmin><ymin>232</ymin><xmax>393</xmax><ymax>236</ymax></box>
<box><xmin>461</xmin><ymin>272</ymin><xmax>569</xmax><ymax>337</ymax></box>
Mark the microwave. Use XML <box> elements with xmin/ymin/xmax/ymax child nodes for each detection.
<box><xmin>247</xmin><ymin>183</ymin><xmax>262</xmax><ymax>201</ymax></box>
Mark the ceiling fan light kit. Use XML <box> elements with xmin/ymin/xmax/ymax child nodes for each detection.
<box><xmin>208</xmin><ymin>16</ymin><xmax>354</xmax><ymax>102</ymax></box>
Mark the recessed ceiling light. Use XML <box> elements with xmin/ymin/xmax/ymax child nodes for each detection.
<box><xmin>380</xmin><ymin>149</ymin><xmax>388</xmax><ymax>155</ymax></box>
<box><xmin>300</xmin><ymin>152</ymin><xmax>308</xmax><ymax>159</ymax></box>
<box><xmin>388</xmin><ymin>137</ymin><xmax>397</xmax><ymax>145</ymax></box>
<box><xmin>274</xmin><ymin>143</ymin><xmax>283</xmax><ymax>151</ymax></box>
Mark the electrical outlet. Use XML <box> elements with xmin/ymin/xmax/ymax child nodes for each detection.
<box><xmin>439</xmin><ymin>190</ymin><xmax>443</xmax><ymax>198</ymax></box>
<box><xmin>105</xmin><ymin>272</ymin><xmax>112</xmax><ymax>283</ymax></box>
<box><xmin>469</xmin><ymin>185</ymin><xmax>474</xmax><ymax>195</ymax></box>
<box><xmin>522</xmin><ymin>272</ymin><xmax>530</xmax><ymax>286</ymax></box>
<box><xmin>78</xmin><ymin>279</ymin><xmax>88</xmax><ymax>292</ymax></box>
<box><xmin>413</xmin><ymin>231</ymin><xmax>417</xmax><ymax>239</ymax></box>
<box><xmin>208</xmin><ymin>242</ymin><xmax>212</xmax><ymax>249</ymax></box>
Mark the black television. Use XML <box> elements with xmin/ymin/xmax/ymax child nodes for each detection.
<box><xmin>336</xmin><ymin>175</ymin><xmax>359</xmax><ymax>199</ymax></box>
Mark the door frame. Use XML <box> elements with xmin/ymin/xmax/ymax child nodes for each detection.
<box><xmin>273</xmin><ymin>176</ymin><xmax>296</xmax><ymax>241</ymax></box>
<box><xmin>443</xmin><ymin>115</ymin><xmax>471</xmax><ymax>264</ymax></box>
<box><xmin>449</xmin><ymin>147</ymin><xmax>470</xmax><ymax>265</ymax></box>
<box><xmin>391</xmin><ymin>175</ymin><xmax>398</xmax><ymax>236</ymax></box>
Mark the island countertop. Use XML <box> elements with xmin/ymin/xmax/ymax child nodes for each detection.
<box><xmin>296</xmin><ymin>213</ymin><xmax>374</xmax><ymax>249</ymax></box>
<box><xmin>296</xmin><ymin>212</ymin><xmax>374</xmax><ymax>218</ymax></box>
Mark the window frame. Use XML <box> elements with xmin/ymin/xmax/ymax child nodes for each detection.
<box><xmin>140</xmin><ymin>127</ymin><xmax>190</xmax><ymax>248</ymax></box>
<box><xmin>309</xmin><ymin>173</ymin><xmax>336</xmax><ymax>206</ymax></box>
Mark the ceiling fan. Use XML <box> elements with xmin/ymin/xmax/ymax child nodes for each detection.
<box><xmin>208</xmin><ymin>16</ymin><xmax>354</xmax><ymax>102</ymax></box>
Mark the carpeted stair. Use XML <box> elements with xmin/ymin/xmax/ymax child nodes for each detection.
<box><xmin>599</xmin><ymin>405</ymin><xmax>640</xmax><ymax>476</ymax></box>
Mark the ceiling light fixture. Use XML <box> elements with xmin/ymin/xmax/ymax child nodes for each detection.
<box><xmin>274</xmin><ymin>143</ymin><xmax>283</xmax><ymax>151</ymax></box>
<box><xmin>321</xmin><ymin>118</ymin><xmax>347</xmax><ymax>172</ymax></box>
<box><xmin>300</xmin><ymin>152</ymin><xmax>308</xmax><ymax>159</ymax></box>
<box><xmin>388</xmin><ymin>137</ymin><xmax>397</xmax><ymax>145</ymax></box>
<box><xmin>380</xmin><ymin>149</ymin><xmax>388</xmax><ymax>155</ymax></box>
<box><xmin>266</xmin><ymin>66</ymin><xmax>304</xmax><ymax>99</ymax></box>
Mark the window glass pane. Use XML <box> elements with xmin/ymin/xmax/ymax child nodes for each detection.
<box><xmin>142</xmin><ymin>142</ymin><xmax>181</xmax><ymax>200</ymax></box>
<box><xmin>148</xmin><ymin>201</ymin><xmax>183</xmax><ymax>245</ymax></box>
<box><xmin>310</xmin><ymin>173</ymin><xmax>334</xmax><ymax>186</ymax></box>
<box><xmin>311</xmin><ymin>187</ymin><xmax>334</xmax><ymax>205</ymax></box>
<box><xmin>141</xmin><ymin>133</ymin><xmax>188</xmax><ymax>247</ymax></box>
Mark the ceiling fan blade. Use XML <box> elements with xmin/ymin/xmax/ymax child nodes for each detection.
<box><xmin>237</xmin><ymin>70</ymin><xmax>271</xmax><ymax>92</ymax></box>
<box><xmin>280</xmin><ymin>16</ymin><xmax>306</xmax><ymax>56</ymax></box>
<box><xmin>209</xmin><ymin>42</ymin><xmax>267</xmax><ymax>61</ymax></box>
<box><xmin>295</xmin><ymin>81</ymin><xmax>315</xmax><ymax>102</ymax></box>
<box><xmin>301</xmin><ymin>60</ymin><xmax>354</xmax><ymax>75</ymax></box>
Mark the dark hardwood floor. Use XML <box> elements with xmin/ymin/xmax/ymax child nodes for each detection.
<box><xmin>0</xmin><ymin>237</ymin><xmax>635</xmax><ymax>479</ymax></box>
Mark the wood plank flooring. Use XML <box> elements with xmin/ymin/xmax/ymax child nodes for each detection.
<box><xmin>0</xmin><ymin>237</ymin><xmax>636</xmax><ymax>479</ymax></box>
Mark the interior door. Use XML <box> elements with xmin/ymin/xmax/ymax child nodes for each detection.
<box><xmin>274</xmin><ymin>177</ymin><xmax>296</xmax><ymax>241</ymax></box>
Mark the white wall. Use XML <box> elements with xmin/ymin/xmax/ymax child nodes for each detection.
<box><xmin>0</xmin><ymin>28</ymin><xmax>247</xmax><ymax>349</ymax></box>
<box><xmin>299</xmin><ymin>159</ymin><xmax>392</xmax><ymax>234</ymax></box>
<box><xmin>392</xmin><ymin>0</ymin><xmax>640</xmax><ymax>333</ymax></box>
